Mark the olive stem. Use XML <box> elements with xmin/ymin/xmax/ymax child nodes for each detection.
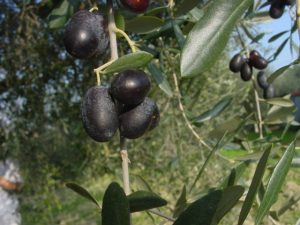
<box><xmin>120</xmin><ymin>137</ymin><xmax>131</xmax><ymax>195</ymax></box>
<box><xmin>297</xmin><ymin>0</ymin><xmax>300</xmax><ymax>56</ymax></box>
<box><xmin>107</xmin><ymin>0</ymin><xmax>119</xmax><ymax>61</ymax></box>
<box><xmin>148</xmin><ymin>209</ymin><xmax>175</xmax><ymax>222</ymax></box>
<box><xmin>172</xmin><ymin>72</ymin><xmax>212</xmax><ymax>150</ymax></box>
<box><xmin>252</xmin><ymin>77</ymin><xmax>263</xmax><ymax>139</ymax></box>
<box><xmin>113</xmin><ymin>27</ymin><xmax>137</xmax><ymax>53</ymax></box>
<box><xmin>89</xmin><ymin>6</ymin><xmax>98</xmax><ymax>12</ymax></box>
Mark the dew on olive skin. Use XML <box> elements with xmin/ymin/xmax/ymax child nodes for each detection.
<box><xmin>64</xmin><ymin>10</ymin><xmax>108</xmax><ymax>59</ymax></box>
<box><xmin>81</xmin><ymin>86</ymin><xmax>118</xmax><ymax>142</ymax></box>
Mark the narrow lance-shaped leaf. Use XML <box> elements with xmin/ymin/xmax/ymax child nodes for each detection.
<box><xmin>66</xmin><ymin>183</ymin><xmax>100</xmax><ymax>208</ymax></box>
<box><xmin>147</xmin><ymin>63</ymin><xmax>173</xmax><ymax>97</ymax></box>
<box><xmin>255</xmin><ymin>142</ymin><xmax>295</xmax><ymax>225</ymax></box>
<box><xmin>173</xmin><ymin>20</ymin><xmax>185</xmax><ymax>49</ymax></box>
<box><xmin>238</xmin><ymin>146</ymin><xmax>271</xmax><ymax>225</ymax></box>
<box><xmin>268</xmin><ymin>30</ymin><xmax>288</xmax><ymax>43</ymax></box>
<box><xmin>173</xmin><ymin>189</ymin><xmax>223</xmax><ymax>225</ymax></box>
<box><xmin>127</xmin><ymin>191</ymin><xmax>167</xmax><ymax>213</ymax></box>
<box><xmin>192</xmin><ymin>96</ymin><xmax>232</xmax><ymax>125</ymax></box>
<box><xmin>125</xmin><ymin>16</ymin><xmax>164</xmax><ymax>34</ymax></box>
<box><xmin>173</xmin><ymin>185</ymin><xmax>188</xmax><ymax>218</ymax></box>
<box><xmin>102</xmin><ymin>182</ymin><xmax>130</xmax><ymax>225</ymax></box>
<box><xmin>180</xmin><ymin>0</ymin><xmax>252</xmax><ymax>77</ymax></box>
<box><xmin>212</xmin><ymin>186</ymin><xmax>245</xmax><ymax>224</ymax></box>
<box><xmin>103</xmin><ymin>51</ymin><xmax>153</xmax><ymax>74</ymax></box>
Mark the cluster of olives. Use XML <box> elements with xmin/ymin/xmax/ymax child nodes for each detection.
<box><xmin>268</xmin><ymin>0</ymin><xmax>293</xmax><ymax>19</ymax></box>
<box><xmin>229</xmin><ymin>50</ymin><xmax>268</xmax><ymax>81</ymax></box>
<box><xmin>229</xmin><ymin>50</ymin><xmax>274</xmax><ymax>99</ymax></box>
<box><xmin>82</xmin><ymin>69</ymin><xmax>160</xmax><ymax>142</ymax></box>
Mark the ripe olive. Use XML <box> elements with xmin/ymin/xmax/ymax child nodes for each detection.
<box><xmin>269</xmin><ymin>1</ymin><xmax>285</xmax><ymax>19</ymax></box>
<box><xmin>263</xmin><ymin>84</ymin><xmax>275</xmax><ymax>99</ymax></box>
<box><xmin>64</xmin><ymin>10</ymin><xmax>108</xmax><ymax>59</ymax></box>
<box><xmin>229</xmin><ymin>54</ymin><xmax>245</xmax><ymax>73</ymax></box>
<box><xmin>240</xmin><ymin>63</ymin><xmax>253</xmax><ymax>81</ymax></box>
<box><xmin>249</xmin><ymin>50</ymin><xmax>268</xmax><ymax>70</ymax></box>
<box><xmin>110</xmin><ymin>69</ymin><xmax>151</xmax><ymax>106</ymax></box>
<box><xmin>119</xmin><ymin>98</ymin><xmax>159</xmax><ymax>139</ymax></box>
<box><xmin>119</xmin><ymin>0</ymin><xmax>149</xmax><ymax>13</ymax></box>
<box><xmin>257</xmin><ymin>71</ymin><xmax>269</xmax><ymax>89</ymax></box>
<box><xmin>82</xmin><ymin>86</ymin><xmax>118</xmax><ymax>142</ymax></box>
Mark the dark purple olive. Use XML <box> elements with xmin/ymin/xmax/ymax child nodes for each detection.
<box><xmin>249</xmin><ymin>50</ymin><xmax>268</xmax><ymax>70</ymax></box>
<box><xmin>229</xmin><ymin>54</ymin><xmax>245</xmax><ymax>73</ymax></box>
<box><xmin>119</xmin><ymin>98</ymin><xmax>159</xmax><ymax>139</ymax></box>
<box><xmin>263</xmin><ymin>84</ymin><xmax>275</xmax><ymax>99</ymax></box>
<box><xmin>64</xmin><ymin>10</ymin><xmax>109</xmax><ymax>59</ymax></box>
<box><xmin>110</xmin><ymin>69</ymin><xmax>151</xmax><ymax>106</ymax></box>
<box><xmin>269</xmin><ymin>1</ymin><xmax>285</xmax><ymax>19</ymax></box>
<box><xmin>81</xmin><ymin>86</ymin><xmax>118</xmax><ymax>142</ymax></box>
<box><xmin>257</xmin><ymin>71</ymin><xmax>269</xmax><ymax>89</ymax></box>
<box><xmin>240</xmin><ymin>63</ymin><xmax>253</xmax><ymax>81</ymax></box>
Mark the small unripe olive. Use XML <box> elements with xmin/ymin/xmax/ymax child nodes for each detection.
<box><xmin>82</xmin><ymin>86</ymin><xmax>118</xmax><ymax>142</ymax></box>
<box><xmin>110</xmin><ymin>69</ymin><xmax>151</xmax><ymax>106</ymax></box>
<box><xmin>263</xmin><ymin>84</ymin><xmax>275</xmax><ymax>99</ymax></box>
<box><xmin>240</xmin><ymin>63</ymin><xmax>253</xmax><ymax>81</ymax></box>
<box><xmin>229</xmin><ymin>54</ymin><xmax>245</xmax><ymax>73</ymax></box>
<box><xmin>257</xmin><ymin>71</ymin><xmax>269</xmax><ymax>89</ymax></box>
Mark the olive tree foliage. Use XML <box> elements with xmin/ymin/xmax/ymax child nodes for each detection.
<box><xmin>0</xmin><ymin>0</ymin><xmax>300</xmax><ymax>224</ymax></box>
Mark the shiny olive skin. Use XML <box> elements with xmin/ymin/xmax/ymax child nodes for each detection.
<box><xmin>257</xmin><ymin>71</ymin><xmax>269</xmax><ymax>89</ymax></box>
<box><xmin>64</xmin><ymin>10</ymin><xmax>108</xmax><ymax>59</ymax></box>
<box><xmin>119</xmin><ymin>98</ymin><xmax>159</xmax><ymax>139</ymax></box>
<box><xmin>119</xmin><ymin>0</ymin><xmax>149</xmax><ymax>13</ymax></box>
<box><xmin>110</xmin><ymin>69</ymin><xmax>151</xmax><ymax>106</ymax></box>
<box><xmin>229</xmin><ymin>54</ymin><xmax>245</xmax><ymax>73</ymax></box>
<box><xmin>82</xmin><ymin>86</ymin><xmax>118</xmax><ymax>142</ymax></box>
<box><xmin>269</xmin><ymin>1</ymin><xmax>285</xmax><ymax>19</ymax></box>
<box><xmin>240</xmin><ymin>63</ymin><xmax>253</xmax><ymax>81</ymax></box>
<box><xmin>263</xmin><ymin>84</ymin><xmax>275</xmax><ymax>99</ymax></box>
<box><xmin>249</xmin><ymin>50</ymin><xmax>268</xmax><ymax>70</ymax></box>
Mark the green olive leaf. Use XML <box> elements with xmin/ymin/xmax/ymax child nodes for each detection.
<box><xmin>180</xmin><ymin>0</ymin><xmax>252</xmax><ymax>77</ymax></box>
<box><xmin>103</xmin><ymin>51</ymin><xmax>153</xmax><ymax>74</ymax></box>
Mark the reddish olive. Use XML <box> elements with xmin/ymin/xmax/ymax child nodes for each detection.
<box><xmin>249</xmin><ymin>50</ymin><xmax>268</xmax><ymax>70</ymax></box>
<box><xmin>119</xmin><ymin>0</ymin><xmax>149</xmax><ymax>13</ymax></box>
<box><xmin>110</xmin><ymin>69</ymin><xmax>151</xmax><ymax>106</ymax></box>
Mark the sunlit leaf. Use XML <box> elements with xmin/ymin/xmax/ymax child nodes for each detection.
<box><xmin>255</xmin><ymin>142</ymin><xmax>295</xmax><ymax>225</ymax></box>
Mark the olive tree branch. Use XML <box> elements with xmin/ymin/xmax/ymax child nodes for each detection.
<box><xmin>297</xmin><ymin>0</ymin><xmax>300</xmax><ymax>56</ymax></box>
<box><xmin>172</xmin><ymin>72</ymin><xmax>212</xmax><ymax>150</ymax></box>
<box><xmin>252</xmin><ymin>77</ymin><xmax>263</xmax><ymax>139</ymax></box>
<box><xmin>107</xmin><ymin>0</ymin><xmax>131</xmax><ymax>197</ymax></box>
